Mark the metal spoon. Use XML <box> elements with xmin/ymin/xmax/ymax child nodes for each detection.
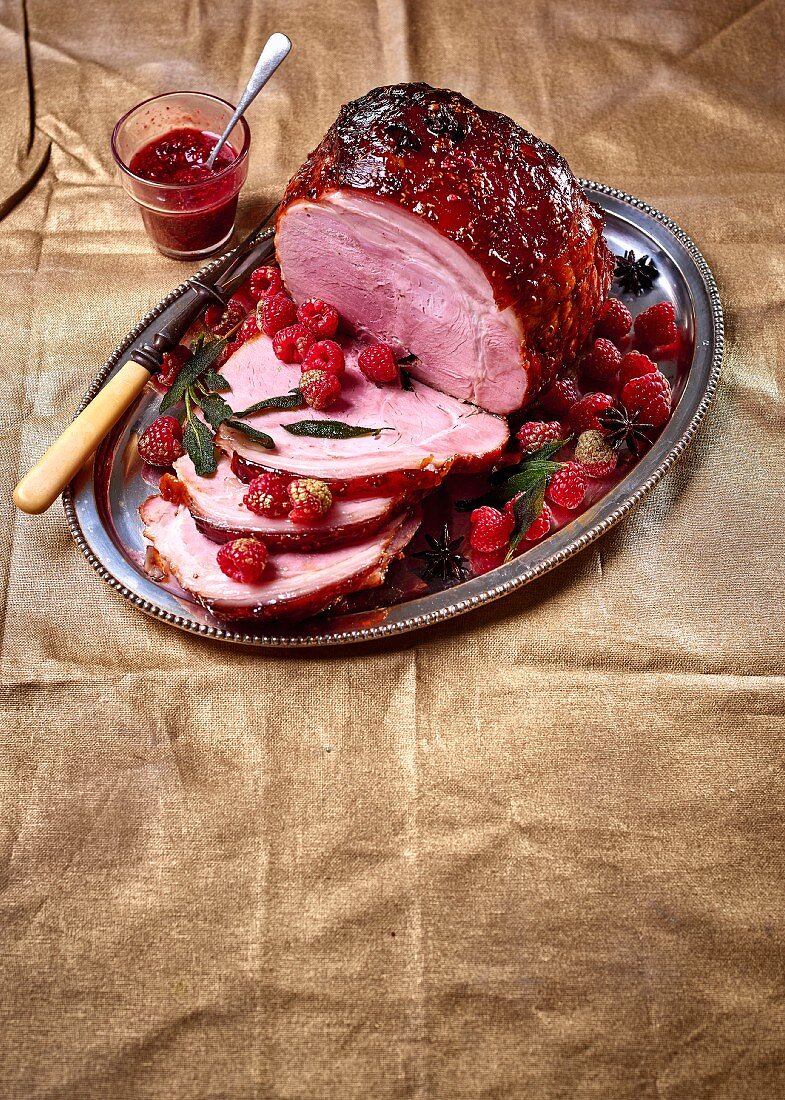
<box><xmin>206</xmin><ymin>32</ymin><xmax>291</xmax><ymax>169</ymax></box>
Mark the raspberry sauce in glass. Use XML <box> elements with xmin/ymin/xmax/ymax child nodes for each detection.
<box><xmin>128</xmin><ymin>127</ymin><xmax>239</xmax><ymax>256</ymax></box>
<box><xmin>112</xmin><ymin>92</ymin><xmax>251</xmax><ymax>259</ymax></box>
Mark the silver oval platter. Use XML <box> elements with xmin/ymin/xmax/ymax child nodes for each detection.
<box><xmin>63</xmin><ymin>182</ymin><xmax>723</xmax><ymax>647</ymax></box>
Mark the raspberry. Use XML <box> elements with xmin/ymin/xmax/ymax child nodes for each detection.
<box><xmin>516</xmin><ymin>420</ymin><xmax>564</xmax><ymax>454</ymax></box>
<box><xmin>235</xmin><ymin>315</ymin><xmax>260</xmax><ymax>346</ymax></box>
<box><xmin>158</xmin><ymin>344</ymin><xmax>190</xmax><ymax>388</ymax></box>
<box><xmin>258</xmin><ymin>292</ymin><xmax>298</xmax><ymax>337</ymax></box>
<box><xmin>470</xmin><ymin>547</ymin><xmax>507</xmax><ymax>575</ymax></box>
<box><xmin>574</xmin><ymin>430</ymin><xmax>618</xmax><ymax>478</ymax></box>
<box><xmin>568</xmin><ymin>392</ymin><xmax>615</xmax><ymax>433</ymax></box>
<box><xmin>546</xmin><ymin>462</ymin><xmax>587</xmax><ymax>510</ymax></box>
<box><xmin>205</xmin><ymin>295</ymin><xmax>245</xmax><ymax>336</ymax></box>
<box><xmin>249</xmin><ymin>265</ymin><xmax>284</xmax><ymax>302</ymax></box>
<box><xmin>581</xmin><ymin>337</ymin><xmax>621</xmax><ymax>383</ymax></box>
<box><xmin>503</xmin><ymin>497</ymin><xmax>554</xmax><ymax>541</ymax></box>
<box><xmin>618</xmin><ymin>350</ymin><xmax>657</xmax><ymax>388</ymax></box>
<box><xmin>540</xmin><ymin>373</ymin><xmax>581</xmax><ymax>416</ymax></box>
<box><xmin>216</xmin><ymin>537</ymin><xmax>269</xmax><ymax>583</ymax></box>
<box><xmin>297</xmin><ymin>298</ymin><xmax>340</xmax><ymax>340</ymax></box>
<box><xmin>299</xmin><ymin>369</ymin><xmax>342</xmax><ymax>410</ymax></box>
<box><xmin>621</xmin><ymin>371</ymin><xmax>672</xmax><ymax>427</ymax></box>
<box><xmin>524</xmin><ymin>503</ymin><xmax>554</xmax><ymax>541</ymax></box>
<box><xmin>595</xmin><ymin>298</ymin><xmax>632</xmax><ymax>344</ymax></box>
<box><xmin>243</xmin><ymin>472</ymin><xmax>291</xmax><ymax>518</ymax></box>
<box><xmin>272</xmin><ymin>323</ymin><xmax>314</xmax><ymax>364</ymax></box>
<box><xmin>469</xmin><ymin>505</ymin><xmax>514</xmax><ymax>552</ymax></box>
<box><xmin>358</xmin><ymin>343</ymin><xmax>399</xmax><ymax>385</ymax></box>
<box><xmin>634</xmin><ymin>301</ymin><xmax>677</xmax><ymax>349</ymax></box>
<box><xmin>138</xmin><ymin>415</ymin><xmax>184</xmax><ymax>467</ymax></box>
<box><xmin>302</xmin><ymin>339</ymin><xmax>345</xmax><ymax>377</ymax></box>
<box><xmin>288</xmin><ymin>478</ymin><xmax>333</xmax><ymax>523</ymax></box>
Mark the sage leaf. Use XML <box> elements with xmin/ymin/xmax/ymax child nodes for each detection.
<box><xmin>201</xmin><ymin>368</ymin><xmax>231</xmax><ymax>393</ymax></box>
<box><xmin>183</xmin><ymin>416</ymin><xmax>217</xmax><ymax>476</ymax></box>
<box><xmin>505</xmin><ymin>484</ymin><xmax>546</xmax><ymax>562</ymax></box>
<box><xmin>495</xmin><ymin>460</ymin><xmax>562</xmax><ymax>504</ymax></box>
<box><xmin>283</xmin><ymin>420</ymin><xmax>389</xmax><ymax>440</ymax></box>
<box><xmin>234</xmin><ymin>390</ymin><xmax>304</xmax><ymax>418</ymax></box>
<box><xmin>225</xmin><ymin>419</ymin><xmax>275</xmax><ymax>450</ymax></box>
<box><xmin>489</xmin><ymin>437</ymin><xmax>570</xmax><ymax>484</ymax></box>
<box><xmin>199</xmin><ymin>392</ymin><xmax>234</xmax><ymax>430</ymax></box>
<box><xmin>160</xmin><ymin>336</ymin><xmax>229</xmax><ymax>413</ymax></box>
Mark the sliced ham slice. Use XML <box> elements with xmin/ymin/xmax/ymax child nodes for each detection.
<box><xmin>173</xmin><ymin>453</ymin><xmax>405</xmax><ymax>549</ymax></box>
<box><xmin>140</xmin><ymin>495</ymin><xmax>419</xmax><ymax>622</ymax></box>
<box><xmin>214</xmin><ymin>334</ymin><xmax>508</xmax><ymax>494</ymax></box>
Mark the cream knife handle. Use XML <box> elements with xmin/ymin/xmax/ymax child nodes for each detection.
<box><xmin>13</xmin><ymin>360</ymin><xmax>152</xmax><ymax>515</ymax></box>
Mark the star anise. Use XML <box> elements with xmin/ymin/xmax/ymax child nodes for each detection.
<box><xmin>614</xmin><ymin>249</ymin><xmax>659</xmax><ymax>296</ymax></box>
<box><xmin>411</xmin><ymin>524</ymin><xmax>469</xmax><ymax>583</ymax></box>
<box><xmin>598</xmin><ymin>405</ymin><xmax>654</xmax><ymax>457</ymax></box>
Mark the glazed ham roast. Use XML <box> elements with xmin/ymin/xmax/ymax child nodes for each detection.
<box><xmin>141</xmin><ymin>83</ymin><xmax>613</xmax><ymax>622</ymax></box>
<box><xmin>276</xmin><ymin>83</ymin><xmax>613</xmax><ymax>414</ymax></box>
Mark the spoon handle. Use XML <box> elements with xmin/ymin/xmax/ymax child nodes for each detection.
<box><xmin>207</xmin><ymin>33</ymin><xmax>292</xmax><ymax>168</ymax></box>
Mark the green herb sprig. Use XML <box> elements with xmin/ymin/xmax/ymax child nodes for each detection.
<box><xmin>456</xmin><ymin>438</ymin><xmax>571</xmax><ymax>562</ymax></box>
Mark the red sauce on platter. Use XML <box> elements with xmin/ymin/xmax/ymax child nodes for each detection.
<box><xmin>128</xmin><ymin>127</ymin><xmax>240</xmax><ymax>255</ymax></box>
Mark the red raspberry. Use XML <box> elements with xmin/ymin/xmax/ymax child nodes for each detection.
<box><xmin>358</xmin><ymin>343</ymin><xmax>399</xmax><ymax>385</ymax></box>
<box><xmin>540</xmin><ymin>373</ymin><xmax>581</xmax><ymax>416</ymax></box>
<box><xmin>205</xmin><ymin>295</ymin><xmax>246</xmax><ymax>336</ymax></box>
<box><xmin>524</xmin><ymin>503</ymin><xmax>554</xmax><ymax>541</ymax></box>
<box><xmin>574</xmin><ymin>430</ymin><xmax>618</xmax><ymax>478</ymax></box>
<box><xmin>568</xmin><ymin>392</ymin><xmax>615</xmax><ymax>433</ymax></box>
<box><xmin>516</xmin><ymin>420</ymin><xmax>564</xmax><ymax>454</ymax></box>
<box><xmin>302</xmin><ymin>339</ymin><xmax>345</xmax><ymax>377</ymax></box>
<box><xmin>581</xmin><ymin>337</ymin><xmax>621</xmax><ymax>383</ymax></box>
<box><xmin>469</xmin><ymin>505</ymin><xmax>515</xmax><ymax>553</ymax></box>
<box><xmin>249</xmin><ymin>265</ymin><xmax>284</xmax><ymax>302</ymax></box>
<box><xmin>243</xmin><ymin>472</ymin><xmax>291</xmax><ymax>518</ymax></box>
<box><xmin>158</xmin><ymin>344</ymin><xmax>190</xmax><ymax>388</ymax></box>
<box><xmin>288</xmin><ymin>478</ymin><xmax>333</xmax><ymax>523</ymax></box>
<box><xmin>203</xmin><ymin>304</ymin><xmax>223</xmax><ymax>332</ymax></box>
<box><xmin>235</xmin><ymin>315</ymin><xmax>260</xmax><ymax>346</ymax></box>
<box><xmin>595</xmin><ymin>298</ymin><xmax>632</xmax><ymax>344</ymax></box>
<box><xmin>621</xmin><ymin>371</ymin><xmax>672</xmax><ymax>427</ymax></box>
<box><xmin>618</xmin><ymin>350</ymin><xmax>657</xmax><ymax>388</ymax></box>
<box><xmin>138</xmin><ymin>415</ymin><xmax>184</xmax><ymax>467</ymax></box>
<box><xmin>297</xmin><ymin>298</ymin><xmax>340</xmax><ymax>340</ymax></box>
<box><xmin>634</xmin><ymin>301</ymin><xmax>677</xmax><ymax>349</ymax></box>
<box><xmin>299</xmin><ymin>369</ymin><xmax>342</xmax><ymax>410</ymax></box>
<box><xmin>546</xmin><ymin>462</ymin><xmax>587</xmax><ymax>510</ymax></box>
<box><xmin>470</xmin><ymin>547</ymin><xmax>506</xmax><ymax>575</ymax></box>
<box><xmin>272</xmin><ymin>323</ymin><xmax>314</xmax><ymax>364</ymax></box>
<box><xmin>216</xmin><ymin>537</ymin><xmax>269</xmax><ymax>583</ymax></box>
<box><xmin>258</xmin><ymin>292</ymin><xmax>298</xmax><ymax>337</ymax></box>
<box><xmin>503</xmin><ymin>496</ymin><xmax>554</xmax><ymax>541</ymax></box>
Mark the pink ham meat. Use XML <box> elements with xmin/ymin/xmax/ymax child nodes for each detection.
<box><xmin>214</xmin><ymin>334</ymin><xmax>508</xmax><ymax>494</ymax></box>
<box><xmin>276</xmin><ymin>83</ymin><xmax>613</xmax><ymax>414</ymax></box>
<box><xmin>140</xmin><ymin>495</ymin><xmax>419</xmax><ymax>621</ymax></box>
<box><xmin>174</xmin><ymin>453</ymin><xmax>405</xmax><ymax>548</ymax></box>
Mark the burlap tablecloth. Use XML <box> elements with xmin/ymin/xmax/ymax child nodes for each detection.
<box><xmin>2</xmin><ymin>0</ymin><xmax>784</xmax><ymax>1095</ymax></box>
